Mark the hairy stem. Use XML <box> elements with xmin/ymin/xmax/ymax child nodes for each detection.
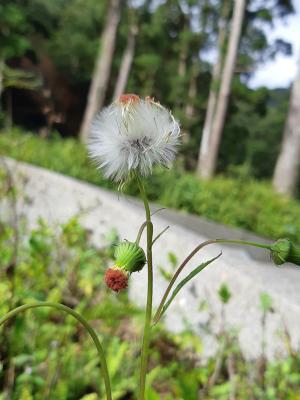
<box><xmin>0</xmin><ymin>302</ymin><xmax>112</xmax><ymax>400</ymax></box>
<box><xmin>137</xmin><ymin>176</ymin><xmax>153</xmax><ymax>400</ymax></box>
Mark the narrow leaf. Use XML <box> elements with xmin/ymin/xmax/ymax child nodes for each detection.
<box><xmin>160</xmin><ymin>252</ymin><xmax>222</xmax><ymax>318</ymax></box>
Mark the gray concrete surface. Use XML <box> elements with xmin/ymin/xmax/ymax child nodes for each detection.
<box><xmin>1</xmin><ymin>157</ymin><xmax>300</xmax><ymax>360</ymax></box>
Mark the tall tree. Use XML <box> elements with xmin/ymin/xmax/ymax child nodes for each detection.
<box><xmin>113</xmin><ymin>8</ymin><xmax>138</xmax><ymax>100</ymax></box>
<box><xmin>272</xmin><ymin>60</ymin><xmax>300</xmax><ymax>196</ymax></box>
<box><xmin>196</xmin><ymin>0</ymin><xmax>230</xmax><ymax>177</ymax></box>
<box><xmin>0</xmin><ymin>59</ymin><xmax>4</xmax><ymax>102</ymax></box>
<box><xmin>185</xmin><ymin>59</ymin><xmax>198</xmax><ymax>120</ymax></box>
<box><xmin>80</xmin><ymin>0</ymin><xmax>121</xmax><ymax>142</ymax></box>
<box><xmin>197</xmin><ymin>0</ymin><xmax>246</xmax><ymax>178</ymax></box>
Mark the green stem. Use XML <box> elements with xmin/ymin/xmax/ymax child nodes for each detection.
<box><xmin>135</xmin><ymin>209</ymin><xmax>167</xmax><ymax>245</ymax></box>
<box><xmin>0</xmin><ymin>302</ymin><xmax>112</xmax><ymax>400</ymax></box>
<box><xmin>153</xmin><ymin>239</ymin><xmax>216</xmax><ymax>325</ymax></box>
<box><xmin>152</xmin><ymin>226</ymin><xmax>170</xmax><ymax>246</ymax></box>
<box><xmin>153</xmin><ymin>238</ymin><xmax>272</xmax><ymax>325</ymax></box>
<box><xmin>216</xmin><ymin>238</ymin><xmax>271</xmax><ymax>250</ymax></box>
<box><xmin>135</xmin><ymin>221</ymin><xmax>147</xmax><ymax>245</ymax></box>
<box><xmin>137</xmin><ymin>176</ymin><xmax>153</xmax><ymax>400</ymax></box>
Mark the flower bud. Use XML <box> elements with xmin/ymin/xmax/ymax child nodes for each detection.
<box><xmin>104</xmin><ymin>267</ymin><xmax>128</xmax><ymax>292</ymax></box>
<box><xmin>271</xmin><ymin>238</ymin><xmax>300</xmax><ymax>266</ymax></box>
<box><xmin>114</xmin><ymin>241</ymin><xmax>146</xmax><ymax>273</ymax></box>
<box><xmin>104</xmin><ymin>242</ymin><xmax>146</xmax><ymax>292</ymax></box>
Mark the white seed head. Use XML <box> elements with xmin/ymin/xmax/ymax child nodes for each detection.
<box><xmin>88</xmin><ymin>94</ymin><xmax>180</xmax><ymax>182</ymax></box>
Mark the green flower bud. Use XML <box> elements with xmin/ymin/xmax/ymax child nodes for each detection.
<box><xmin>288</xmin><ymin>242</ymin><xmax>300</xmax><ymax>266</ymax></box>
<box><xmin>114</xmin><ymin>241</ymin><xmax>146</xmax><ymax>273</ymax></box>
<box><xmin>271</xmin><ymin>238</ymin><xmax>300</xmax><ymax>266</ymax></box>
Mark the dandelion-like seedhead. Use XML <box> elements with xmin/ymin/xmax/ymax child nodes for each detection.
<box><xmin>88</xmin><ymin>94</ymin><xmax>180</xmax><ymax>182</ymax></box>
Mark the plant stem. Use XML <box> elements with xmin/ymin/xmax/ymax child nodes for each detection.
<box><xmin>152</xmin><ymin>226</ymin><xmax>170</xmax><ymax>246</ymax></box>
<box><xmin>215</xmin><ymin>238</ymin><xmax>271</xmax><ymax>250</ymax></box>
<box><xmin>0</xmin><ymin>302</ymin><xmax>112</xmax><ymax>400</ymax></box>
<box><xmin>137</xmin><ymin>176</ymin><xmax>153</xmax><ymax>400</ymax></box>
<box><xmin>153</xmin><ymin>238</ymin><xmax>272</xmax><ymax>325</ymax></box>
<box><xmin>135</xmin><ymin>209</ymin><xmax>167</xmax><ymax>245</ymax></box>
<box><xmin>135</xmin><ymin>221</ymin><xmax>147</xmax><ymax>245</ymax></box>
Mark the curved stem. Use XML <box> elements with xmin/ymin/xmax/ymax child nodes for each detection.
<box><xmin>0</xmin><ymin>302</ymin><xmax>112</xmax><ymax>400</ymax></box>
<box><xmin>135</xmin><ymin>210</ymin><xmax>167</xmax><ymax>245</ymax></box>
<box><xmin>137</xmin><ymin>176</ymin><xmax>153</xmax><ymax>400</ymax></box>
<box><xmin>153</xmin><ymin>238</ymin><xmax>272</xmax><ymax>325</ymax></box>
<box><xmin>135</xmin><ymin>221</ymin><xmax>147</xmax><ymax>245</ymax></box>
<box><xmin>152</xmin><ymin>226</ymin><xmax>170</xmax><ymax>246</ymax></box>
<box><xmin>153</xmin><ymin>239</ymin><xmax>217</xmax><ymax>325</ymax></box>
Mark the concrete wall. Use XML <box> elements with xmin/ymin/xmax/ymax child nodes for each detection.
<box><xmin>2</xmin><ymin>157</ymin><xmax>300</xmax><ymax>359</ymax></box>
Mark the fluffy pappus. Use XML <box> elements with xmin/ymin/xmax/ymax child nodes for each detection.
<box><xmin>88</xmin><ymin>94</ymin><xmax>180</xmax><ymax>182</ymax></box>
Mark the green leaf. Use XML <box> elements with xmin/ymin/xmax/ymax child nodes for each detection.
<box><xmin>161</xmin><ymin>253</ymin><xmax>222</xmax><ymax>318</ymax></box>
<box><xmin>107</xmin><ymin>337</ymin><xmax>128</xmax><ymax>379</ymax></box>
<box><xmin>260</xmin><ymin>292</ymin><xmax>273</xmax><ymax>312</ymax></box>
<box><xmin>145</xmin><ymin>387</ymin><xmax>161</xmax><ymax>400</ymax></box>
<box><xmin>79</xmin><ymin>394</ymin><xmax>98</xmax><ymax>400</ymax></box>
<box><xmin>168</xmin><ymin>252</ymin><xmax>178</xmax><ymax>269</ymax></box>
<box><xmin>218</xmin><ymin>283</ymin><xmax>232</xmax><ymax>304</ymax></box>
<box><xmin>13</xmin><ymin>354</ymin><xmax>34</xmax><ymax>366</ymax></box>
<box><xmin>158</xmin><ymin>265</ymin><xmax>173</xmax><ymax>281</ymax></box>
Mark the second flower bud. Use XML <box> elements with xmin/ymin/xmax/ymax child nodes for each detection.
<box><xmin>104</xmin><ymin>241</ymin><xmax>146</xmax><ymax>292</ymax></box>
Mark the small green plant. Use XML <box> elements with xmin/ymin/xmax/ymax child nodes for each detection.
<box><xmin>158</xmin><ymin>252</ymin><xmax>178</xmax><ymax>282</ymax></box>
<box><xmin>218</xmin><ymin>283</ymin><xmax>231</xmax><ymax>305</ymax></box>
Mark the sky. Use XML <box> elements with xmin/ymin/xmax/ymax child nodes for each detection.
<box><xmin>249</xmin><ymin>0</ymin><xmax>300</xmax><ymax>89</ymax></box>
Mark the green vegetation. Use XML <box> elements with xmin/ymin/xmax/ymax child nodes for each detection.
<box><xmin>1</xmin><ymin>168</ymin><xmax>300</xmax><ymax>400</ymax></box>
<box><xmin>1</xmin><ymin>130</ymin><xmax>300</xmax><ymax>244</ymax></box>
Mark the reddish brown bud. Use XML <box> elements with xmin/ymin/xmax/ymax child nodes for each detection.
<box><xmin>118</xmin><ymin>94</ymin><xmax>140</xmax><ymax>104</ymax></box>
<box><xmin>104</xmin><ymin>267</ymin><xmax>128</xmax><ymax>292</ymax></box>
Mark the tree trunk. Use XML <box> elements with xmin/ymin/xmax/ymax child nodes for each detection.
<box><xmin>5</xmin><ymin>89</ymin><xmax>13</xmax><ymax>130</ymax></box>
<box><xmin>0</xmin><ymin>59</ymin><xmax>4</xmax><ymax>111</ymax></box>
<box><xmin>185</xmin><ymin>61</ymin><xmax>198</xmax><ymax>119</ymax></box>
<box><xmin>112</xmin><ymin>22</ymin><xmax>138</xmax><ymax>100</ymax></box>
<box><xmin>196</xmin><ymin>0</ymin><xmax>230</xmax><ymax>177</ymax></box>
<box><xmin>197</xmin><ymin>0</ymin><xmax>246</xmax><ymax>179</ymax></box>
<box><xmin>175</xmin><ymin>23</ymin><xmax>188</xmax><ymax>110</ymax></box>
<box><xmin>272</xmin><ymin>60</ymin><xmax>300</xmax><ymax>196</ymax></box>
<box><xmin>80</xmin><ymin>0</ymin><xmax>121</xmax><ymax>142</ymax></box>
<box><xmin>197</xmin><ymin>55</ymin><xmax>223</xmax><ymax>175</ymax></box>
